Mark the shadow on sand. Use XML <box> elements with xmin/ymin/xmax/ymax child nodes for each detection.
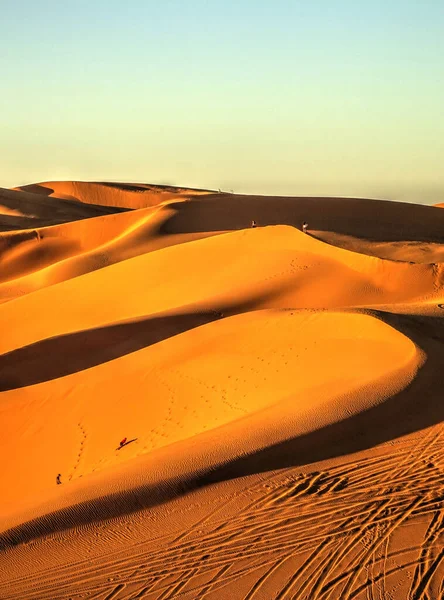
<box><xmin>0</xmin><ymin>311</ymin><xmax>221</xmax><ymax>392</ymax></box>
<box><xmin>0</xmin><ymin>285</ymin><xmax>288</xmax><ymax>392</ymax></box>
<box><xmin>1</xmin><ymin>312</ymin><xmax>443</xmax><ymax>550</ymax></box>
<box><xmin>161</xmin><ymin>194</ymin><xmax>444</xmax><ymax>243</ymax></box>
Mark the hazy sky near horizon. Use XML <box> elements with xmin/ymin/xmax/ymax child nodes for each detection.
<box><xmin>1</xmin><ymin>0</ymin><xmax>443</xmax><ymax>203</ymax></box>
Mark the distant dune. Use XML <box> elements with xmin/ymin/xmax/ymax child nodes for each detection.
<box><xmin>0</xmin><ymin>185</ymin><xmax>126</xmax><ymax>231</ymax></box>
<box><xmin>16</xmin><ymin>180</ymin><xmax>213</xmax><ymax>210</ymax></box>
<box><xmin>0</xmin><ymin>182</ymin><xmax>442</xmax><ymax>599</ymax></box>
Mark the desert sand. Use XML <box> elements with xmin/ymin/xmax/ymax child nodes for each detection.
<box><xmin>0</xmin><ymin>182</ymin><xmax>443</xmax><ymax>599</ymax></box>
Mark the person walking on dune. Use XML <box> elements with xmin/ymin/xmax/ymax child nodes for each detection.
<box><xmin>302</xmin><ymin>221</ymin><xmax>308</xmax><ymax>234</ymax></box>
<box><xmin>251</xmin><ymin>220</ymin><xmax>257</xmax><ymax>228</ymax></box>
<box><xmin>56</xmin><ymin>473</ymin><xmax>62</xmax><ymax>485</ymax></box>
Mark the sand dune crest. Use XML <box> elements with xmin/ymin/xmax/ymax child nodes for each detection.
<box><xmin>1</xmin><ymin>183</ymin><xmax>443</xmax><ymax>599</ymax></box>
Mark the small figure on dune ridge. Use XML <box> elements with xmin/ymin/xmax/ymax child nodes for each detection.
<box><xmin>251</xmin><ymin>219</ymin><xmax>257</xmax><ymax>228</ymax></box>
<box><xmin>56</xmin><ymin>473</ymin><xmax>62</xmax><ymax>485</ymax></box>
<box><xmin>119</xmin><ymin>437</ymin><xmax>127</xmax><ymax>449</ymax></box>
<box><xmin>302</xmin><ymin>221</ymin><xmax>308</xmax><ymax>234</ymax></box>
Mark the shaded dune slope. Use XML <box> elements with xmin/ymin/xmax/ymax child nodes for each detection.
<box><xmin>0</xmin><ymin>182</ymin><xmax>228</xmax><ymax>299</ymax></box>
<box><xmin>0</xmin><ymin>309</ymin><xmax>424</xmax><ymax>531</ymax></box>
<box><xmin>0</xmin><ymin>225</ymin><xmax>442</xmax><ymax>357</ymax></box>
<box><xmin>0</xmin><ymin>223</ymin><xmax>441</xmax><ymax>526</ymax></box>
<box><xmin>1</xmin><ymin>183</ymin><xmax>443</xmax><ymax>600</ymax></box>
<box><xmin>3</xmin><ymin>196</ymin><xmax>444</xmax><ymax>304</ymax></box>
<box><xmin>0</xmin><ymin>206</ymin><xmax>222</xmax><ymax>300</ymax></box>
<box><xmin>0</xmin><ymin>186</ymin><xmax>125</xmax><ymax>231</ymax></box>
<box><xmin>11</xmin><ymin>181</ymin><xmax>444</xmax><ymax>240</ymax></box>
<box><xmin>4</xmin><ymin>185</ymin><xmax>444</xmax><ymax>303</ymax></box>
<box><xmin>17</xmin><ymin>180</ymin><xmax>213</xmax><ymax>210</ymax></box>
<box><xmin>314</xmin><ymin>230</ymin><xmax>444</xmax><ymax>263</ymax></box>
<box><xmin>161</xmin><ymin>192</ymin><xmax>444</xmax><ymax>242</ymax></box>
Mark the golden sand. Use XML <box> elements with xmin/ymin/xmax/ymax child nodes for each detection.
<box><xmin>0</xmin><ymin>183</ymin><xmax>443</xmax><ymax>599</ymax></box>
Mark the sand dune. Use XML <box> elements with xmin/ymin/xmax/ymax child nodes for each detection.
<box><xmin>0</xmin><ymin>206</ymin><xmax>223</xmax><ymax>301</ymax></box>
<box><xmin>1</xmin><ymin>225</ymin><xmax>442</xmax><ymax>355</ymax></box>
<box><xmin>314</xmin><ymin>230</ymin><xmax>444</xmax><ymax>263</ymax></box>
<box><xmin>0</xmin><ymin>186</ymin><xmax>126</xmax><ymax>231</ymax></box>
<box><xmin>0</xmin><ymin>308</ymin><xmax>422</xmax><ymax>512</ymax></box>
<box><xmin>16</xmin><ymin>180</ymin><xmax>213</xmax><ymax>210</ymax></box>
<box><xmin>0</xmin><ymin>183</ymin><xmax>443</xmax><ymax>599</ymax></box>
<box><xmin>158</xmin><ymin>192</ymin><xmax>444</xmax><ymax>241</ymax></box>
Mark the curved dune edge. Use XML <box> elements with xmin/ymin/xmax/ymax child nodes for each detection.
<box><xmin>0</xmin><ymin>207</ymin><xmax>159</xmax><ymax>283</ymax></box>
<box><xmin>0</xmin><ymin>185</ymin><xmax>126</xmax><ymax>232</ymax></box>
<box><xmin>0</xmin><ymin>206</ymin><xmax>226</xmax><ymax>301</ymax></box>
<box><xmin>0</xmin><ymin>309</ymin><xmax>422</xmax><ymax>531</ymax></box>
<box><xmin>17</xmin><ymin>180</ymin><xmax>213</xmax><ymax>210</ymax></box>
<box><xmin>14</xmin><ymin>182</ymin><xmax>444</xmax><ymax>240</ymax></box>
<box><xmin>3</xmin><ymin>187</ymin><xmax>444</xmax><ymax>302</ymax></box>
<box><xmin>0</xmin><ymin>225</ymin><xmax>442</xmax><ymax>356</ymax></box>
<box><xmin>1</xmin><ymin>184</ymin><xmax>444</xmax><ymax>599</ymax></box>
<box><xmin>2</xmin><ymin>419</ymin><xmax>442</xmax><ymax>600</ymax></box>
<box><xmin>314</xmin><ymin>229</ymin><xmax>444</xmax><ymax>263</ymax></box>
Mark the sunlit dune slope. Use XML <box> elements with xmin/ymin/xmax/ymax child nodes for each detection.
<box><xmin>0</xmin><ymin>226</ymin><xmax>441</xmax><ymax>355</ymax></box>
<box><xmin>0</xmin><ymin>186</ymin><xmax>125</xmax><ymax>232</ymax></box>
<box><xmin>17</xmin><ymin>180</ymin><xmax>213</xmax><ymax>210</ymax></box>
<box><xmin>1</xmin><ymin>184</ymin><xmax>444</xmax><ymax>600</ymax></box>
<box><xmin>4</xmin><ymin>187</ymin><xmax>444</xmax><ymax>303</ymax></box>
<box><xmin>0</xmin><ymin>308</ymin><xmax>422</xmax><ymax>522</ymax></box>
<box><xmin>13</xmin><ymin>183</ymin><xmax>444</xmax><ymax>242</ymax></box>
<box><xmin>0</xmin><ymin>206</ymin><xmax>222</xmax><ymax>299</ymax></box>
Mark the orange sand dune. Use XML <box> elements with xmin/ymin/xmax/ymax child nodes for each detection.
<box><xmin>0</xmin><ymin>309</ymin><xmax>424</xmax><ymax>530</ymax></box>
<box><xmin>0</xmin><ymin>186</ymin><xmax>125</xmax><ymax>232</ymax></box>
<box><xmin>157</xmin><ymin>192</ymin><xmax>444</xmax><ymax>242</ymax></box>
<box><xmin>0</xmin><ymin>225</ymin><xmax>442</xmax><ymax>354</ymax></box>
<box><xmin>0</xmin><ymin>206</ymin><xmax>222</xmax><ymax>300</ymax></box>
<box><xmin>0</xmin><ymin>183</ymin><xmax>443</xmax><ymax>600</ymax></box>
<box><xmin>315</xmin><ymin>230</ymin><xmax>444</xmax><ymax>263</ymax></box>
<box><xmin>17</xmin><ymin>180</ymin><xmax>213</xmax><ymax>210</ymax></box>
<box><xmin>14</xmin><ymin>181</ymin><xmax>444</xmax><ymax>240</ymax></box>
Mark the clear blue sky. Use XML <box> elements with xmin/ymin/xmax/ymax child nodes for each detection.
<box><xmin>1</xmin><ymin>0</ymin><xmax>443</xmax><ymax>202</ymax></box>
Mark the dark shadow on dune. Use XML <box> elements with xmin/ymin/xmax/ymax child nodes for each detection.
<box><xmin>99</xmin><ymin>182</ymin><xmax>154</xmax><ymax>193</ymax></box>
<box><xmin>0</xmin><ymin>186</ymin><xmax>129</xmax><ymax>232</ymax></box>
<box><xmin>199</xmin><ymin>313</ymin><xmax>444</xmax><ymax>480</ymax></box>
<box><xmin>97</xmin><ymin>182</ymin><xmax>214</xmax><ymax>194</ymax></box>
<box><xmin>1</xmin><ymin>312</ymin><xmax>443</xmax><ymax>550</ymax></box>
<box><xmin>161</xmin><ymin>194</ymin><xmax>444</xmax><ymax>243</ymax></box>
<box><xmin>16</xmin><ymin>184</ymin><xmax>55</xmax><ymax>196</ymax></box>
<box><xmin>0</xmin><ymin>285</ymin><xmax>288</xmax><ymax>391</ymax></box>
<box><xmin>0</xmin><ymin>214</ymin><xmax>45</xmax><ymax>232</ymax></box>
<box><xmin>0</xmin><ymin>311</ymin><xmax>222</xmax><ymax>391</ymax></box>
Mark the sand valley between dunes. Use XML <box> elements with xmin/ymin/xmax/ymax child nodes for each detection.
<box><xmin>0</xmin><ymin>181</ymin><xmax>443</xmax><ymax>599</ymax></box>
